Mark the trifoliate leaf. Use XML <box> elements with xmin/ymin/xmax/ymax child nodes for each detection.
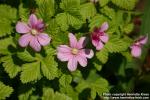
<box><xmin>80</xmin><ymin>3</ymin><xmax>96</xmax><ymax>20</ymax></box>
<box><xmin>1</xmin><ymin>56</ymin><xmax>21</xmax><ymax>78</ymax></box>
<box><xmin>0</xmin><ymin>82</ymin><xmax>13</xmax><ymax>99</ymax></box>
<box><xmin>41</xmin><ymin>55</ymin><xmax>58</xmax><ymax>80</ymax></box>
<box><xmin>99</xmin><ymin>0</ymin><xmax>110</xmax><ymax>7</ymax></box>
<box><xmin>17</xmin><ymin>51</ymin><xmax>36</xmax><ymax>62</ymax></box>
<box><xmin>0</xmin><ymin>5</ymin><xmax>17</xmax><ymax>37</ymax></box>
<box><xmin>20</xmin><ymin>62</ymin><xmax>41</xmax><ymax>83</ymax></box>
<box><xmin>111</xmin><ymin>0</ymin><xmax>138</xmax><ymax>10</ymax></box>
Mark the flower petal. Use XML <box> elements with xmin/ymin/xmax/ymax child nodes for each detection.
<box><xmin>29</xmin><ymin>37</ymin><xmax>41</xmax><ymax>51</ymax></box>
<box><xmin>131</xmin><ymin>45</ymin><xmax>141</xmax><ymax>57</ymax></box>
<box><xmin>57</xmin><ymin>52</ymin><xmax>72</xmax><ymax>61</ymax></box>
<box><xmin>96</xmin><ymin>41</ymin><xmax>104</xmax><ymax>50</ymax></box>
<box><xmin>37</xmin><ymin>33</ymin><xmax>51</xmax><ymax>46</ymax></box>
<box><xmin>29</xmin><ymin>14</ymin><xmax>38</xmax><ymax>28</ymax></box>
<box><xmin>100</xmin><ymin>33</ymin><xmax>109</xmax><ymax>43</ymax></box>
<box><xmin>138</xmin><ymin>36</ymin><xmax>148</xmax><ymax>45</ymax></box>
<box><xmin>67</xmin><ymin>57</ymin><xmax>77</xmax><ymax>71</ymax></box>
<box><xmin>16</xmin><ymin>22</ymin><xmax>30</xmax><ymax>33</ymax></box>
<box><xmin>80</xmin><ymin>49</ymin><xmax>94</xmax><ymax>59</ymax></box>
<box><xmin>100</xmin><ymin>22</ymin><xmax>109</xmax><ymax>32</ymax></box>
<box><xmin>77</xmin><ymin>37</ymin><xmax>87</xmax><ymax>49</ymax></box>
<box><xmin>19</xmin><ymin>34</ymin><xmax>33</xmax><ymax>47</ymax></box>
<box><xmin>68</xmin><ymin>33</ymin><xmax>78</xmax><ymax>48</ymax></box>
<box><xmin>77</xmin><ymin>55</ymin><xmax>87</xmax><ymax>67</ymax></box>
<box><xmin>57</xmin><ymin>45</ymin><xmax>71</xmax><ymax>53</ymax></box>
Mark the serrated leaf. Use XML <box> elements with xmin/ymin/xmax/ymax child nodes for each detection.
<box><xmin>105</xmin><ymin>36</ymin><xmax>129</xmax><ymax>53</ymax></box>
<box><xmin>54</xmin><ymin>92</ymin><xmax>72</xmax><ymax>100</ymax></box>
<box><xmin>56</xmin><ymin>13</ymin><xmax>83</xmax><ymax>31</ymax></box>
<box><xmin>42</xmin><ymin>88</ymin><xmax>54</xmax><ymax>100</ymax></box>
<box><xmin>89</xmin><ymin>14</ymin><xmax>108</xmax><ymax>31</ymax></box>
<box><xmin>111</xmin><ymin>0</ymin><xmax>138</xmax><ymax>10</ymax></box>
<box><xmin>20</xmin><ymin>62</ymin><xmax>41</xmax><ymax>83</ymax></box>
<box><xmin>17</xmin><ymin>51</ymin><xmax>36</xmax><ymax>62</ymax></box>
<box><xmin>1</xmin><ymin>56</ymin><xmax>21</xmax><ymax>78</ymax></box>
<box><xmin>99</xmin><ymin>0</ymin><xmax>110</xmax><ymax>7</ymax></box>
<box><xmin>59</xmin><ymin>74</ymin><xmax>72</xmax><ymax>87</ymax></box>
<box><xmin>96</xmin><ymin>48</ymin><xmax>109</xmax><ymax>64</ymax></box>
<box><xmin>0</xmin><ymin>37</ymin><xmax>16</xmax><ymax>54</ymax></box>
<box><xmin>123</xmin><ymin>23</ymin><xmax>134</xmax><ymax>34</ymax></box>
<box><xmin>0</xmin><ymin>82</ymin><xmax>13</xmax><ymax>99</ymax></box>
<box><xmin>41</xmin><ymin>55</ymin><xmax>58</xmax><ymax>80</ymax></box>
<box><xmin>80</xmin><ymin>3</ymin><xmax>96</xmax><ymax>20</ymax></box>
<box><xmin>0</xmin><ymin>5</ymin><xmax>17</xmax><ymax>37</ymax></box>
<box><xmin>36</xmin><ymin>0</ymin><xmax>55</xmax><ymax>22</ymax></box>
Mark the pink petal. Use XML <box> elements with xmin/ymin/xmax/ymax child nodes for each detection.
<box><xmin>100</xmin><ymin>22</ymin><xmax>109</xmax><ymax>32</ymax></box>
<box><xmin>57</xmin><ymin>45</ymin><xmax>71</xmax><ymax>53</ymax></box>
<box><xmin>16</xmin><ymin>22</ymin><xmax>30</xmax><ymax>33</ymax></box>
<box><xmin>77</xmin><ymin>55</ymin><xmax>87</xmax><ymax>67</ymax></box>
<box><xmin>100</xmin><ymin>33</ymin><xmax>109</xmax><ymax>43</ymax></box>
<box><xmin>139</xmin><ymin>36</ymin><xmax>148</xmax><ymax>45</ymax></box>
<box><xmin>69</xmin><ymin>33</ymin><xmax>78</xmax><ymax>48</ymax></box>
<box><xmin>77</xmin><ymin>37</ymin><xmax>87</xmax><ymax>49</ymax></box>
<box><xmin>57</xmin><ymin>52</ymin><xmax>72</xmax><ymax>61</ymax></box>
<box><xmin>67</xmin><ymin>57</ymin><xmax>78</xmax><ymax>71</ymax></box>
<box><xmin>36</xmin><ymin>19</ymin><xmax>45</xmax><ymax>31</ymax></box>
<box><xmin>96</xmin><ymin>41</ymin><xmax>104</xmax><ymax>50</ymax></box>
<box><xmin>80</xmin><ymin>49</ymin><xmax>94</xmax><ymax>59</ymax></box>
<box><xmin>19</xmin><ymin>34</ymin><xmax>33</xmax><ymax>47</ymax></box>
<box><xmin>131</xmin><ymin>46</ymin><xmax>141</xmax><ymax>57</ymax></box>
<box><xmin>92</xmin><ymin>39</ymin><xmax>99</xmax><ymax>47</ymax></box>
<box><xmin>37</xmin><ymin>33</ymin><xmax>51</xmax><ymax>46</ymax></box>
<box><xmin>29</xmin><ymin>14</ymin><xmax>38</xmax><ymax>28</ymax></box>
<box><xmin>29</xmin><ymin>37</ymin><xmax>41</xmax><ymax>51</ymax></box>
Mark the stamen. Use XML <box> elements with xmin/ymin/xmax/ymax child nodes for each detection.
<box><xmin>72</xmin><ymin>48</ymin><xmax>79</xmax><ymax>55</ymax></box>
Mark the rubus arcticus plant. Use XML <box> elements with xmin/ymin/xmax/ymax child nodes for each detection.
<box><xmin>0</xmin><ymin>0</ymin><xmax>149</xmax><ymax>100</ymax></box>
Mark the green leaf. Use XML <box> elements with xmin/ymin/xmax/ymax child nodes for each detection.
<box><xmin>56</xmin><ymin>13</ymin><xmax>83</xmax><ymax>31</ymax></box>
<box><xmin>80</xmin><ymin>3</ymin><xmax>96</xmax><ymax>20</ymax></box>
<box><xmin>0</xmin><ymin>82</ymin><xmax>13</xmax><ymax>99</ymax></box>
<box><xmin>89</xmin><ymin>14</ymin><xmax>108</xmax><ymax>31</ymax></box>
<box><xmin>1</xmin><ymin>56</ymin><xmax>21</xmax><ymax>78</ymax></box>
<box><xmin>18</xmin><ymin>3</ymin><xmax>29</xmax><ymax>22</ymax></box>
<box><xmin>59</xmin><ymin>74</ymin><xmax>72</xmax><ymax>87</ymax></box>
<box><xmin>60</xmin><ymin>0</ymin><xmax>80</xmax><ymax>16</ymax></box>
<box><xmin>20</xmin><ymin>62</ymin><xmax>41</xmax><ymax>83</ymax></box>
<box><xmin>111</xmin><ymin>0</ymin><xmax>138</xmax><ymax>10</ymax></box>
<box><xmin>96</xmin><ymin>48</ymin><xmax>109</xmax><ymax>64</ymax></box>
<box><xmin>99</xmin><ymin>0</ymin><xmax>110</xmax><ymax>7</ymax></box>
<box><xmin>41</xmin><ymin>55</ymin><xmax>58</xmax><ymax>80</ymax></box>
<box><xmin>42</xmin><ymin>88</ymin><xmax>72</xmax><ymax>100</ymax></box>
<box><xmin>36</xmin><ymin>0</ymin><xmax>55</xmax><ymax>22</ymax></box>
<box><xmin>17</xmin><ymin>51</ymin><xmax>36</xmax><ymax>62</ymax></box>
<box><xmin>54</xmin><ymin>92</ymin><xmax>72</xmax><ymax>100</ymax></box>
<box><xmin>42</xmin><ymin>88</ymin><xmax>55</xmax><ymax>100</ymax></box>
<box><xmin>0</xmin><ymin>5</ymin><xmax>17</xmax><ymax>37</ymax></box>
<box><xmin>123</xmin><ymin>23</ymin><xmax>134</xmax><ymax>34</ymax></box>
<box><xmin>105</xmin><ymin>36</ymin><xmax>129</xmax><ymax>53</ymax></box>
<box><xmin>0</xmin><ymin>37</ymin><xmax>16</xmax><ymax>54</ymax></box>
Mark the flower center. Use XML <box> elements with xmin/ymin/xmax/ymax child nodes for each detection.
<box><xmin>31</xmin><ymin>29</ymin><xmax>38</xmax><ymax>35</ymax></box>
<box><xmin>71</xmin><ymin>48</ymin><xmax>79</xmax><ymax>55</ymax></box>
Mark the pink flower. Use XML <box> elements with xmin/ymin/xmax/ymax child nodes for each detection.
<box><xmin>57</xmin><ymin>33</ymin><xmax>94</xmax><ymax>71</ymax></box>
<box><xmin>16</xmin><ymin>14</ymin><xmax>51</xmax><ymax>51</ymax></box>
<box><xmin>91</xmin><ymin>22</ymin><xmax>109</xmax><ymax>50</ymax></box>
<box><xmin>130</xmin><ymin>35</ymin><xmax>148</xmax><ymax>57</ymax></box>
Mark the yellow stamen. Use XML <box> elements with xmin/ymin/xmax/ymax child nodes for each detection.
<box><xmin>31</xmin><ymin>29</ymin><xmax>37</xmax><ymax>35</ymax></box>
<box><xmin>72</xmin><ymin>48</ymin><xmax>78</xmax><ymax>55</ymax></box>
